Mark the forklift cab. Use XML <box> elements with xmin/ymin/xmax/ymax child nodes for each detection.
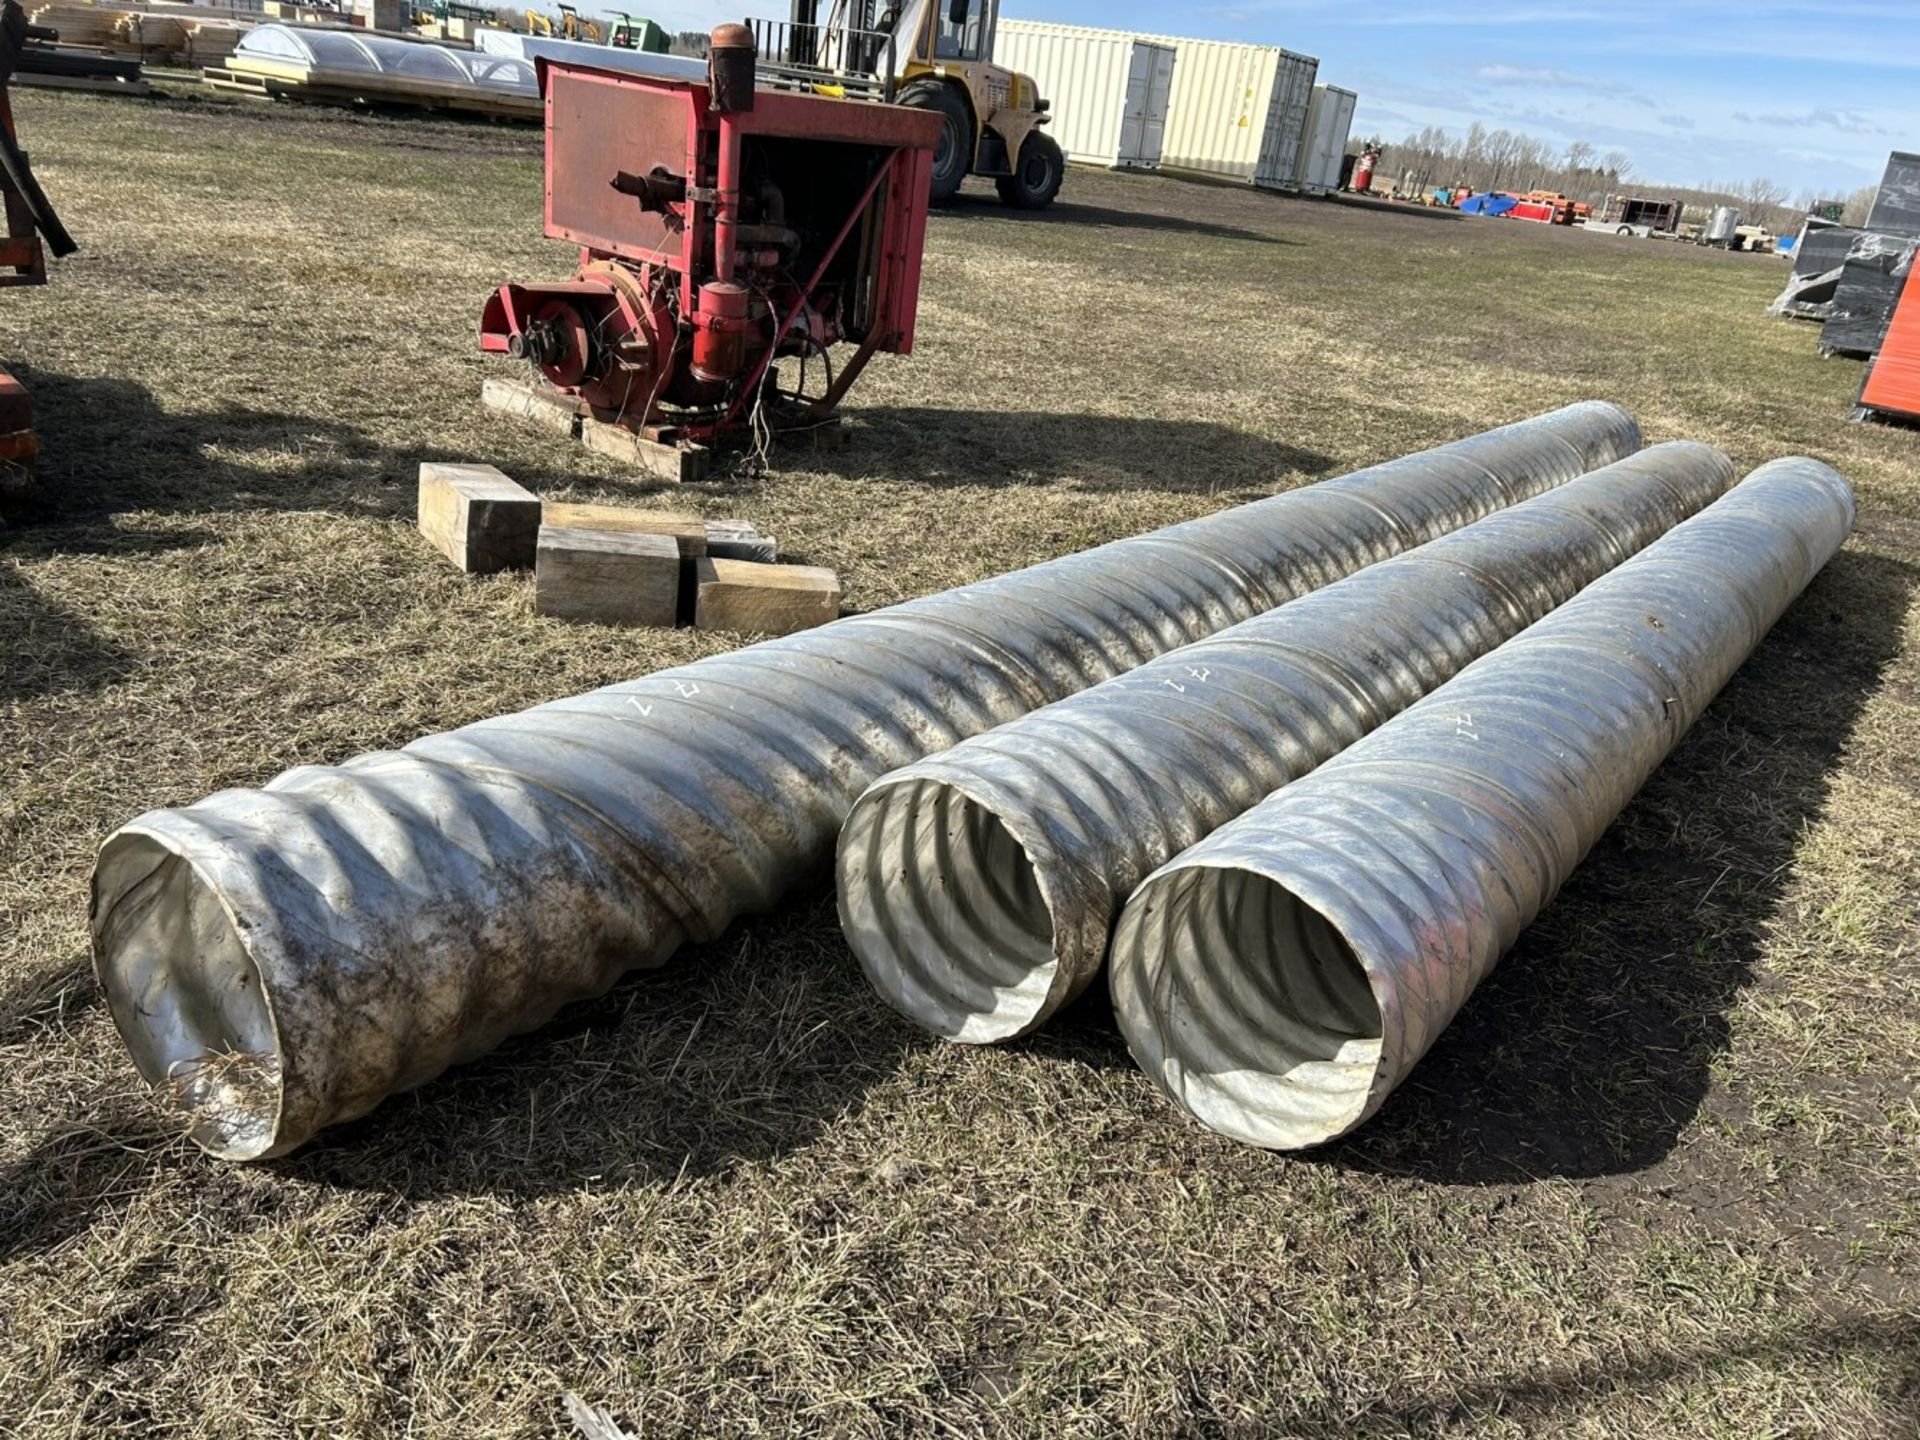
<box><xmin>760</xmin><ymin>0</ymin><xmax>1062</xmax><ymax>209</ymax></box>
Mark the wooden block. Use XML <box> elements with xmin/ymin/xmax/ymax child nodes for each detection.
<box><xmin>581</xmin><ymin>416</ymin><xmax>709</xmax><ymax>484</ymax></box>
<box><xmin>417</xmin><ymin>462</ymin><xmax>540</xmax><ymax>574</ymax></box>
<box><xmin>536</xmin><ymin>526</ymin><xmax>680</xmax><ymax>628</ymax></box>
<box><xmin>542</xmin><ymin>502</ymin><xmax>707</xmax><ymax>557</ymax></box>
<box><xmin>695</xmin><ymin>558</ymin><xmax>840</xmax><ymax>637</ymax></box>
<box><xmin>705</xmin><ymin>519</ymin><xmax>777</xmax><ymax>563</ymax></box>
<box><xmin>481</xmin><ymin>375</ymin><xmax>581</xmax><ymax>438</ymax></box>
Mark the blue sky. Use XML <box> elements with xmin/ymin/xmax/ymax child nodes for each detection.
<box><xmin>625</xmin><ymin>0</ymin><xmax>1912</xmax><ymax>193</ymax></box>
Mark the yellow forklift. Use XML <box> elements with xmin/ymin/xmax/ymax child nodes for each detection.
<box><xmin>755</xmin><ymin>0</ymin><xmax>1062</xmax><ymax>209</ymax></box>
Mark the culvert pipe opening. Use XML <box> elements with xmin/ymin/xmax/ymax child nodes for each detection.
<box><xmin>837</xmin><ymin>776</ymin><xmax>1082</xmax><ymax>1043</ymax></box>
<box><xmin>1110</xmin><ymin>863</ymin><xmax>1384</xmax><ymax>1151</ymax></box>
<box><xmin>91</xmin><ymin>834</ymin><xmax>284</xmax><ymax>1161</ymax></box>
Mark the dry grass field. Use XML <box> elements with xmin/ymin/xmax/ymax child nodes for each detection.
<box><xmin>1</xmin><ymin>82</ymin><xmax>1917</xmax><ymax>1437</ymax></box>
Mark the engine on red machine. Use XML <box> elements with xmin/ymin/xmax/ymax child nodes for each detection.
<box><xmin>481</xmin><ymin>26</ymin><xmax>941</xmax><ymax>448</ymax></box>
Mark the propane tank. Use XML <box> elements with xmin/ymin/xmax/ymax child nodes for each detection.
<box><xmin>1351</xmin><ymin>145</ymin><xmax>1381</xmax><ymax>193</ymax></box>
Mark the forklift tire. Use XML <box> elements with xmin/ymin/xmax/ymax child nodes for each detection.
<box><xmin>996</xmin><ymin>132</ymin><xmax>1064</xmax><ymax>211</ymax></box>
<box><xmin>899</xmin><ymin>80</ymin><xmax>971</xmax><ymax>203</ymax></box>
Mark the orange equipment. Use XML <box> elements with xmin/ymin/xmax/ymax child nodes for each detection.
<box><xmin>1857</xmin><ymin>264</ymin><xmax>1920</xmax><ymax>424</ymax></box>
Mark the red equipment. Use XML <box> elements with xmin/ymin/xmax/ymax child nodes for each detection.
<box><xmin>0</xmin><ymin>0</ymin><xmax>79</xmax><ymax>505</ymax></box>
<box><xmin>481</xmin><ymin>25</ymin><xmax>941</xmax><ymax>451</ymax></box>
<box><xmin>1350</xmin><ymin>145</ymin><xmax>1380</xmax><ymax>193</ymax></box>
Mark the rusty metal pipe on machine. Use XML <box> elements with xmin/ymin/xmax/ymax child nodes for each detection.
<box><xmin>1107</xmin><ymin>458</ymin><xmax>1856</xmax><ymax>1150</ymax></box>
<box><xmin>88</xmin><ymin>405</ymin><xmax>1638</xmax><ymax>1160</ymax></box>
<box><xmin>836</xmin><ymin>442</ymin><xmax>1736</xmax><ymax>1043</ymax></box>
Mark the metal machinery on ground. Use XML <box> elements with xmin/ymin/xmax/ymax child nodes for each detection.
<box><xmin>0</xmin><ymin>0</ymin><xmax>76</xmax><ymax>505</ymax></box>
<box><xmin>526</xmin><ymin>4</ymin><xmax>598</xmax><ymax>43</ymax></box>
<box><xmin>480</xmin><ymin>26</ymin><xmax>940</xmax><ymax>454</ymax></box>
<box><xmin>755</xmin><ymin>0</ymin><xmax>1061</xmax><ymax>209</ymax></box>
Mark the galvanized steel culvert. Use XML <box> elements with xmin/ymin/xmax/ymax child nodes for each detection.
<box><xmin>90</xmin><ymin>404</ymin><xmax>1639</xmax><ymax>1159</ymax></box>
<box><xmin>1107</xmin><ymin>457</ymin><xmax>1857</xmax><ymax>1150</ymax></box>
<box><xmin>836</xmin><ymin>442</ymin><xmax>1735</xmax><ymax>1044</ymax></box>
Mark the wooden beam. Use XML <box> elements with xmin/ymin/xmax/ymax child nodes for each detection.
<box><xmin>481</xmin><ymin>375</ymin><xmax>582</xmax><ymax>438</ymax></box>
<box><xmin>536</xmin><ymin>526</ymin><xmax>681</xmax><ymax>628</ymax></box>
<box><xmin>417</xmin><ymin>463</ymin><xmax>540</xmax><ymax>574</ymax></box>
<box><xmin>694</xmin><ymin>558</ymin><xmax>840</xmax><ymax>637</ymax></box>
<box><xmin>542</xmin><ymin>502</ymin><xmax>708</xmax><ymax>557</ymax></box>
<box><xmin>705</xmin><ymin>519</ymin><xmax>777</xmax><ymax>563</ymax></box>
<box><xmin>581</xmin><ymin>417</ymin><xmax>709</xmax><ymax>484</ymax></box>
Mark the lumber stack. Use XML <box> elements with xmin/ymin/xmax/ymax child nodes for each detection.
<box><xmin>28</xmin><ymin>1</ymin><xmax>119</xmax><ymax>47</ymax></box>
<box><xmin>187</xmin><ymin>22</ymin><xmax>247</xmax><ymax>66</ymax></box>
<box><xmin>26</xmin><ymin>0</ymin><xmax>264</xmax><ymax>70</ymax></box>
<box><xmin>414</xmin><ymin>463</ymin><xmax>838</xmax><ymax>636</ymax></box>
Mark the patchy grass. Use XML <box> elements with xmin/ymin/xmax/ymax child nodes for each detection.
<box><xmin>2</xmin><ymin>84</ymin><xmax>1918</xmax><ymax>1438</ymax></box>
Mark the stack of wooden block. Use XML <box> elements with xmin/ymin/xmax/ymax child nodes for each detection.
<box><xmin>417</xmin><ymin>463</ymin><xmax>841</xmax><ymax>638</ymax></box>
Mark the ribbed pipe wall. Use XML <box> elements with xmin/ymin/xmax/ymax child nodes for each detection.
<box><xmin>1107</xmin><ymin>458</ymin><xmax>1856</xmax><ymax>1150</ymax></box>
<box><xmin>89</xmin><ymin>404</ymin><xmax>1639</xmax><ymax>1159</ymax></box>
<box><xmin>836</xmin><ymin>443</ymin><xmax>1734</xmax><ymax>1042</ymax></box>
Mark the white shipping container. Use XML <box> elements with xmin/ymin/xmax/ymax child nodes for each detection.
<box><xmin>999</xmin><ymin>20</ymin><xmax>1317</xmax><ymax>182</ymax></box>
<box><xmin>1142</xmin><ymin>32</ymin><xmax>1276</xmax><ymax>181</ymax></box>
<box><xmin>993</xmin><ymin>22</ymin><xmax>1175</xmax><ymax>169</ymax></box>
<box><xmin>1293</xmin><ymin>84</ymin><xmax>1357</xmax><ymax>195</ymax></box>
<box><xmin>1251</xmin><ymin>50</ymin><xmax>1319</xmax><ymax>191</ymax></box>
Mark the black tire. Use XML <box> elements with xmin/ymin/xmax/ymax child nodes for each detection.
<box><xmin>997</xmin><ymin>131</ymin><xmax>1064</xmax><ymax>211</ymax></box>
<box><xmin>898</xmin><ymin>80</ymin><xmax>971</xmax><ymax>203</ymax></box>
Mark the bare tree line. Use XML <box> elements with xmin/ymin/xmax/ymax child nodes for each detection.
<box><xmin>1364</xmin><ymin>123</ymin><xmax>1881</xmax><ymax>233</ymax></box>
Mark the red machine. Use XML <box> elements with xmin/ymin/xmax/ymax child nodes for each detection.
<box><xmin>1349</xmin><ymin>145</ymin><xmax>1381</xmax><ymax>194</ymax></box>
<box><xmin>0</xmin><ymin>0</ymin><xmax>77</xmax><ymax>505</ymax></box>
<box><xmin>481</xmin><ymin>25</ymin><xmax>941</xmax><ymax>451</ymax></box>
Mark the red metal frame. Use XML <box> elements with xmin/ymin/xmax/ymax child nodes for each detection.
<box><xmin>0</xmin><ymin>92</ymin><xmax>45</xmax><ymax>288</ymax></box>
<box><xmin>490</xmin><ymin>56</ymin><xmax>939</xmax><ymax>446</ymax></box>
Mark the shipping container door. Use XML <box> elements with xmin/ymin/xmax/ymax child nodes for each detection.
<box><xmin>1116</xmin><ymin>41</ymin><xmax>1173</xmax><ymax>168</ymax></box>
<box><xmin>1252</xmin><ymin>51</ymin><xmax>1317</xmax><ymax>190</ymax></box>
<box><xmin>1317</xmin><ymin>87</ymin><xmax>1357</xmax><ymax>192</ymax></box>
<box><xmin>1301</xmin><ymin>84</ymin><xmax>1356</xmax><ymax>193</ymax></box>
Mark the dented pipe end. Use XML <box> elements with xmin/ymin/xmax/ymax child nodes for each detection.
<box><xmin>92</xmin><ymin>829</ymin><xmax>288</xmax><ymax>1161</ymax></box>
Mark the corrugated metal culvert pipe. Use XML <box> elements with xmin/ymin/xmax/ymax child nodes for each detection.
<box><xmin>1107</xmin><ymin>458</ymin><xmax>1856</xmax><ymax>1150</ymax></box>
<box><xmin>836</xmin><ymin>442</ymin><xmax>1734</xmax><ymax>1043</ymax></box>
<box><xmin>88</xmin><ymin>403</ymin><xmax>1638</xmax><ymax>1160</ymax></box>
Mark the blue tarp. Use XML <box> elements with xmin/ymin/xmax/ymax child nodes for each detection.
<box><xmin>1459</xmin><ymin>192</ymin><xmax>1519</xmax><ymax>216</ymax></box>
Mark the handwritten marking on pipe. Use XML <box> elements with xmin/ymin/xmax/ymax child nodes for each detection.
<box><xmin>1452</xmin><ymin>712</ymin><xmax>1478</xmax><ymax>740</ymax></box>
<box><xmin>626</xmin><ymin>699</ymin><xmax>654</xmax><ymax>718</ymax></box>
